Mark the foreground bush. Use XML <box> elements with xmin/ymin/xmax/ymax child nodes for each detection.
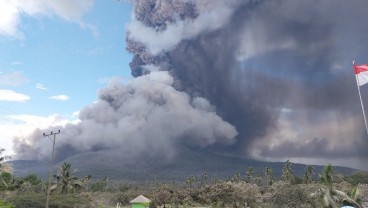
<box><xmin>346</xmin><ymin>172</ymin><xmax>368</xmax><ymax>186</ymax></box>
<box><xmin>196</xmin><ymin>181</ymin><xmax>260</xmax><ymax>207</ymax></box>
<box><xmin>265</xmin><ymin>182</ymin><xmax>319</xmax><ymax>208</ymax></box>
<box><xmin>0</xmin><ymin>199</ymin><xmax>15</xmax><ymax>208</ymax></box>
<box><xmin>1</xmin><ymin>162</ymin><xmax>367</xmax><ymax>207</ymax></box>
<box><xmin>6</xmin><ymin>192</ymin><xmax>95</xmax><ymax>208</ymax></box>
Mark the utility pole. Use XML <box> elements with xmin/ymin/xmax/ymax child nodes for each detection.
<box><xmin>43</xmin><ymin>130</ymin><xmax>60</xmax><ymax>208</ymax></box>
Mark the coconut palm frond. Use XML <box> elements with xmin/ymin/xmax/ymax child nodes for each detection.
<box><xmin>52</xmin><ymin>162</ymin><xmax>85</xmax><ymax>194</ymax></box>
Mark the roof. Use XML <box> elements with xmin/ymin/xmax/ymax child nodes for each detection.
<box><xmin>130</xmin><ymin>195</ymin><xmax>151</xmax><ymax>204</ymax></box>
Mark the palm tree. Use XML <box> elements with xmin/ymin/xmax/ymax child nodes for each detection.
<box><xmin>82</xmin><ymin>174</ymin><xmax>92</xmax><ymax>191</ymax></box>
<box><xmin>264</xmin><ymin>167</ymin><xmax>274</xmax><ymax>186</ymax></box>
<box><xmin>200</xmin><ymin>172</ymin><xmax>208</xmax><ymax>187</ymax></box>
<box><xmin>51</xmin><ymin>163</ymin><xmax>83</xmax><ymax>194</ymax></box>
<box><xmin>230</xmin><ymin>172</ymin><xmax>241</xmax><ymax>182</ymax></box>
<box><xmin>320</xmin><ymin>164</ymin><xmax>333</xmax><ymax>188</ymax></box>
<box><xmin>304</xmin><ymin>165</ymin><xmax>314</xmax><ymax>184</ymax></box>
<box><xmin>319</xmin><ymin>164</ymin><xmax>361</xmax><ymax>208</ymax></box>
<box><xmin>0</xmin><ymin>149</ymin><xmax>13</xmax><ymax>191</ymax></box>
<box><xmin>0</xmin><ymin>149</ymin><xmax>12</xmax><ymax>173</ymax></box>
<box><xmin>246</xmin><ymin>167</ymin><xmax>254</xmax><ymax>183</ymax></box>
<box><xmin>186</xmin><ymin>175</ymin><xmax>197</xmax><ymax>188</ymax></box>
<box><xmin>282</xmin><ymin>160</ymin><xmax>294</xmax><ymax>183</ymax></box>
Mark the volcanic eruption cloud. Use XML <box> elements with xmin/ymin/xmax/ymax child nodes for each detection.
<box><xmin>14</xmin><ymin>0</ymin><xmax>368</xmax><ymax>169</ymax></box>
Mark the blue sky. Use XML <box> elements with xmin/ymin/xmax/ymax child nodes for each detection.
<box><xmin>0</xmin><ymin>0</ymin><xmax>133</xmax><ymax>154</ymax></box>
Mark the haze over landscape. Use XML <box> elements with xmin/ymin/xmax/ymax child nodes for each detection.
<box><xmin>2</xmin><ymin>0</ymin><xmax>368</xmax><ymax>173</ymax></box>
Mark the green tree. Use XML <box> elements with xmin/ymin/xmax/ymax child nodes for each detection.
<box><xmin>230</xmin><ymin>172</ymin><xmax>241</xmax><ymax>182</ymax></box>
<box><xmin>345</xmin><ymin>171</ymin><xmax>368</xmax><ymax>185</ymax></box>
<box><xmin>200</xmin><ymin>172</ymin><xmax>209</xmax><ymax>187</ymax></box>
<box><xmin>0</xmin><ymin>172</ymin><xmax>24</xmax><ymax>191</ymax></box>
<box><xmin>304</xmin><ymin>165</ymin><xmax>314</xmax><ymax>184</ymax></box>
<box><xmin>246</xmin><ymin>167</ymin><xmax>254</xmax><ymax>183</ymax></box>
<box><xmin>16</xmin><ymin>174</ymin><xmax>43</xmax><ymax>192</ymax></box>
<box><xmin>154</xmin><ymin>183</ymin><xmax>172</xmax><ymax>208</ymax></box>
<box><xmin>91</xmin><ymin>177</ymin><xmax>108</xmax><ymax>192</ymax></box>
<box><xmin>51</xmin><ymin>162</ymin><xmax>84</xmax><ymax>194</ymax></box>
<box><xmin>199</xmin><ymin>181</ymin><xmax>260</xmax><ymax>208</ymax></box>
<box><xmin>0</xmin><ymin>148</ymin><xmax>12</xmax><ymax>173</ymax></box>
<box><xmin>272</xmin><ymin>183</ymin><xmax>314</xmax><ymax>207</ymax></box>
<box><xmin>264</xmin><ymin>167</ymin><xmax>274</xmax><ymax>186</ymax></box>
<box><xmin>23</xmin><ymin>174</ymin><xmax>42</xmax><ymax>186</ymax></box>
<box><xmin>282</xmin><ymin>160</ymin><xmax>294</xmax><ymax>183</ymax></box>
<box><xmin>186</xmin><ymin>176</ymin><xmax>197</xmax><ymax>188</ymax></box>
<box><xmin>0</xmin><ymin>172</ymin><xmax>13</xmax><ymax>191</ymax></box>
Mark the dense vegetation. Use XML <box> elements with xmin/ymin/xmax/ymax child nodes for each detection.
<box><xmin>1</xmin><ymin>150</ymin><xmax>368</xmax><ymax>207</ymax></box>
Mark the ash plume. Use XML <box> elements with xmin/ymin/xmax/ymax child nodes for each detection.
<box><xmin>14</xmin><ymin>72</ymin><xmax>236</xmax><ymax>161</ymax></box>
<box><xmin>13</xmin><ymin>0</ymin><xmax>368</xmax><ymax>169</ymax></box>
<box><xmin>126</xmin><ymin>0</ymin><xmax>368</xmax><ymax>166</ymax></box>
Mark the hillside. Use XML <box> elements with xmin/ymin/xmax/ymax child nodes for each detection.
<box><xmin>10</xmin><ymin>147</ymin><xmax>357</xmax><ymax>182</ymax></box>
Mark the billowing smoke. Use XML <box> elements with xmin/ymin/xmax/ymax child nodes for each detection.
<box><xmin>125</xmin><ymin>0</ymin><xmax>368</xmax><ymax>167</ymax></box>
<box><xmin>14</xmin><ymin>0</ymin><xmax>368</xmax><ymax>169</ymax></box>
<box><xmin>14</xmin><ymin>71</ymin><xmax>236</xmax><ymax>161</ymax></box>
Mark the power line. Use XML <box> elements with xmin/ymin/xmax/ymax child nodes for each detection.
<box><xmin>43</xmin><ymin>130</ymin><xmax>60</xmax><ymax>208</ymax></box>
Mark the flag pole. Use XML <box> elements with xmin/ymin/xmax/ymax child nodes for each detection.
<box><xmin>354</xmin><ymin>61</ymin><xmax>368</xmax><ymax>136</ymax></box>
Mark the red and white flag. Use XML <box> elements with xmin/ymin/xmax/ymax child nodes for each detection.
<box><xmin>354</xmin><ymin>64</ymin><xmax>368</xmax><ymax>86</ymax></box>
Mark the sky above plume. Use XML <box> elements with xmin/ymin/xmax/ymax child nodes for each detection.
<box><xmin>2</xmin><ymin>0</ymin><xmax>368</xmax><ymax>170</ymax></box>
<box><xmin>0</xmin><ymin>0</ymin><xmax>132</xmax><ymax>155</ymax></box>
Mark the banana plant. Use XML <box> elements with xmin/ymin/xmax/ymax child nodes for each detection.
<box><xmin>319</xmin><ymin>164</ymin><xmax>361</xmax><ymax>208</ymax></box>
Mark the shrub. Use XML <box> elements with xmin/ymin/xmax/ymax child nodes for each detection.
<box><xmin>91</xmin><ymin>181</ymin><xmax>108</xmax><ymax>192</ymax></box>
<box><xmin>7</xmin><ymin>192</ymin><xmax>93</xmax><ymax>208</ymax></box>
<box><xmin>0</xmin><ymin>199</ymin><xmax>15</xmax><ymax>208</ymax></box>
<box><xmin>0</xmin><ymin>173</ymin><xmax>13</xmax><ymax>191</ymax></box>
<box><xmin>346</xmin><ymin>172</ymin><xmax>368</xmax><ymax>186</ymax></box>
<box><xmin>271</xmin><ymin>184</ymin><xmax>313</xmax><ymax>208</ymax></box>
<box><xmin>198</xmin><ymin>181</ymin><xmax>260</xmax><ymax>207</ymax></box>
<box><xmin>22</xmin><ymin>174</ymin><xmax>42</xmax><ymax>186</ymax></box>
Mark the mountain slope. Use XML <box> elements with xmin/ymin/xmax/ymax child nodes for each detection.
<box><xmin>10</xmin><ymin>147</ymin><xmax>356</xmax><ymax>182</ymax></box>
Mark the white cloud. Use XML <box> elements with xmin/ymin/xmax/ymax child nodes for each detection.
<box><xmin>49</xmin><ymin>95</ymin><xmax>70</xmax><ymax>101</ymax></box>
<box><xmin>35</xmin><ymin>83</ymin><xmax>47</xmax><ymax>90</ymax></box>
<box><xmin>0</xmin><ymin>0</ymin><xmax>95</xmax><ymax>37</ymax></box>
<box><xmin>0</xmin><ymin>90</ymin><xmax>30</xmax><ymax>102</ymax></box>
<box><xmin>0</xmin><ymin>71</ymin><xmax>28</xmax><ymax>86</ymax></box>
<box><xmin>28</xmin><ymin>0</ymin><xmax>93</xmax><ymax>21</ymax></box>
<box><xmin>11</xmin><ymin>61</ymin><xmax>22</xmax><ymax>65</ymax></box>
<box><xmin>0</xmin><ymin>0</ymin><xmax>20</xmax><ymax>36</ymax></box>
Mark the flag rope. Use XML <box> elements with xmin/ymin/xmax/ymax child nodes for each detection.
<box><xmin>354</xmin><ymin>62</ymin><xmax>368</xmax><ymax>136</ymax></box>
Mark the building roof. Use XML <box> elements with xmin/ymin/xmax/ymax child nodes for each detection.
<box><xmin>130</xmin><ymin>195</ymin><xmax>151</xmax><ymax>204</ymax></box>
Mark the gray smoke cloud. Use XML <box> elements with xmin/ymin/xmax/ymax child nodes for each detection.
<box><xmin>13</xmin><ymin>71</ymin><xmax>237</xmax><ymax>161</ymax></box>
<box><xmin>13</xmin><ymin>0</ymin><xmax>368</xmax><ymax>169</ymax></box>
<box><xmin>125</xmin><ymin>0</ymin><xmax>368</xmax><ymax>169</ymax></box>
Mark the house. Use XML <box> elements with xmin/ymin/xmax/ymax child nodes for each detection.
<box><xmin>130</xmin><ymin>195</ymin><xmax>151</xmax><ymax>208</ymax></box>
